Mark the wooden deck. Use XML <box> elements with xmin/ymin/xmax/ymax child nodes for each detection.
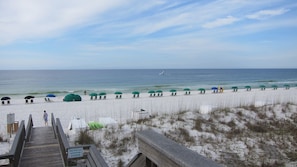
<box><xmin>20</xmin><ymin>127</ymin><xmax>64</xmax><ymax>167</ymax></box>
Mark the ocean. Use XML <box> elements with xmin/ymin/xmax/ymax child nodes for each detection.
<box><xmin>0</xmin><ymin>69</ymin><xmax>297</xmax><ymax>97</ymax></box>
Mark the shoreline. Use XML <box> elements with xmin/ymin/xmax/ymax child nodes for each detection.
<box><xmin>1</xmin><ymin>88</ymin><xmax>297</xmax><ymax>134</ymax></box>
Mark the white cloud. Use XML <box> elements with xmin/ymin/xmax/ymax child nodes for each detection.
<box><xmin>246</xmin><ymin>8</ymin><xmax>289</xmax><ymax>20</ymax></box>
<box><xmin>202</xmin><ymin>16</ymin><xmax>240</xmax><ymax>29</ymax></box>
<box><xmin>0</xmin><ymin>0</ymin><xmax>125</xmax><ymax>44</ymax></box>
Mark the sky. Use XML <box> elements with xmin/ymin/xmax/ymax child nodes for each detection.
<box><xmin>0</xmin><ymin>0</ymin><xmax>297</xmax><ymax>70</ymax></box>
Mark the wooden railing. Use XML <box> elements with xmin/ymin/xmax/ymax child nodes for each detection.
<box><xmin>0</xmin><ymin>120</ymin><xmax>26</xmax><ymax>167</ymax></box>
<box><xmin>25</xmin><ymin>114</ymin><xmax>33</xmax><ymax>142</ymax></box>
<box><xmin>55</xmin><ymin>118</ymin><xmax>70</xmax><ymax>166</ymax></box>
<box><xmin>55</xmin><ymin>118</ymin><xmax>108</xmax><ymax>167</ymax></box>
<box><xmin>130</xmin><ymin>130</ymin><xmax>222</xmax><ymax>167</ymax></box>
<box><xmin>51</xmin><ymin>113</ymin><xmax>57</xmax><ymax>139</ymax></box>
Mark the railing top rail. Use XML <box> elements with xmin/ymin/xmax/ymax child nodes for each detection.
<box><xmin>25</xmin><ymin>114</ymin><xmax>33</xmax><ymax>141</ymax></box>
<box><xmin>136</xmin><ymin>130</ymin><xmax>222</xmax><ymax>167</ymax></box>
<box><xmin>88</xmin><ymin>145</ymin><xmax>109</xmax><ymax>167</ymax></box>
<box><xmin>51</xmin><ymin>113</ymin><xmax>57</xmax><ymax>138</ymax></box>
<box><xmin>10</xmin><ymin>120</ymin><xmax>25</xmax><ymax>155</ymax></box>
<box><xmin>56</xmin><ymin>118</ymin><xmax>70</xmax><ymax>149</ymax></box>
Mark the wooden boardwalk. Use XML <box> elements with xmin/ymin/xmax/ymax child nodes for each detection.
<box><xmin>20</xmin><ymin>127</ymin><xmax>64</xmax><ymax>167</ymax></box>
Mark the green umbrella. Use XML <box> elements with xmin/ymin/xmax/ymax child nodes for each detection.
<box><xmin>198</xmin><ymin>88</ymin><xmax>206</xmax><ymax>94</ymax></box>
<box><xmin>170</xmin><ymin>89</ymin><xmax>177</xmax><ymax>96</ymax></box>
<box><xmin>284</xmin><ymin>84</ymin><xmax>290</xmax><ymax>89</ymax></box>
<box><xmin>89</xmin><ymin>93</ymin><xmax>97</xmax><ymax>100</ymax></box>
<box><xmin>148</xmin><ymin>90</ymin><xmax>155</xmax><ymax>94</ymax></box>
<box><xmin>132</xmin><ymin>91</ymin><xmax>140</xmax><ymax>98</ymax></box>
<box><xmin>156</xmin><ymin>90</ymin><xmax>163</xmax><ymax>96</ymax></box>
<box><xmin>231</xmin><ymin>86</ymin><xmax>238</xmax><ymax>92</ymax></box>
<box><xmin>89</xmin><ymin>93</ymin><xmax>98</xmax><ymax>96</ymax></box>
<box><xmin>115</xmin><ymin>91</ymin><xmax>122</xmax><ymax>99</ymax></box>
<box><xmin>259</xmin><ymin>85</ymin><xmax>266</xmax><ymax>90</ymax></box>
<box><xmin>98</xmin><ymin>92</ymin><xmax>107</xmax><ymax>100</ymax></box>
<box><xmin>183</xmin><ymin>88</ymin><xmax>190</xmax><ymax>95</ymax></box>
<box><xmin>99</xmin><ymin>92</ymin><xmax>106</xmax><ymax>96</ymax></box>
<box><xmin>132</xmin><ymin>91</ymin><xmax>140</xmax><ymax>94</ymax></box>
<box><xmin>272</xmin><ymin>85</ymin><xmax>278</xmax><ymax>90</ymax></box>
<box><xmin>245</xmin><ymin>86</ymin><xmax>251</xmax><ymax>91</ymax></box>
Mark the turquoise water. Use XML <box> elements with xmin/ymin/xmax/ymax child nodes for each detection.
<box><xmin>0</xmin><ymin>69</ymin><xmax>297</xmax><ymax>97</ymax></box>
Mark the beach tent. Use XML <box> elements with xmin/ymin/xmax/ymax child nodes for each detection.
<box><xmin>198</xmin><ymin>88</ymin><xmax>206</xmax><ymax>94</ymax></box>
<box><xmin>156</xmin><ymin>90</ymin><xmax>163</xmax><ymax>96</ymax></box>
<box><xmin>68</xmin><ymin>118</ymin><xmax>88</xmax><ymax>134</ymax></box>
<box><xmin>183</xmin><ymin>88</ymin><xmax>191</xmax><ymax>95</ymax></box>
<box><xmin>63</xmin><ymin>94</ymin><xmax>82</xmax><ymax>102</ymax></box>
<box><xmin>170</xmin><ymin>89</ymin><xmax>177</xmax><ymax>96</ymax></box>
<box><xmin>99</xmin><ymin>92</ymin><xmax>106</xmax><ymax>100</ymax></box>
<box><xmin>148</xmin><ymin>90</ymin><xmax>155</xmax><ymax>97</ymax></box>
<box><xmin>89</xmin><ymin>93</ymin><xmax>98</xmax><ymax>100</ymax></box>
<box><xmin>114</xmin><ymin>91</ymin><xmax>122</xmax><ymax>99</ymax></box>
<box><xmin>1</xmin><ymin>96</ymin><xmax>11</xmax><ymax>104</ymax></box>
<box><xmin>132</xmin><ymin>91</ymin><xmax>140</xmax><ymax>98</ymax></box>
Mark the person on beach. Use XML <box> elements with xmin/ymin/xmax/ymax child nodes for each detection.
<box><xmin>43</xmin><ymin>110</ymin><xmax>48</xmax><ymax>126</ymax></box>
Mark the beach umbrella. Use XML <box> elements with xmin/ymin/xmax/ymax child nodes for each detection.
<box><xmin>259</xmin><ymin>85</ymin><xmax>266</xmax><ymax>90</ymax></box>
<box><xmin>272</xmin><ymin>85</ymin><xmax>278</xmax><ymax>90</ymax></box>
<box><xmin>24</xmin><ymin>95</ymin><xmax>35</xmax><ymax>99</ymax></box>
<box><xmin>156</xmin><ymin>90</ymin><xmax>163</xmax><ymax>96</ymax></box>
<box><xmin>245</xmin><ymin>86</ymin><xmax>251</xmax><ymax>91</ymax></box>
<box><xmin>46</xmin><ymin>94</ymin><xmax>56</xmax><ymax>97</ymax></box>
<box><xmin>284</xmin><ymin>84</ymin><xmax>290</xmax><ymax>89</ymax></box>
<box><xmin>114</xmin><ymin>91</ymin><xmax>122</xmax><ymax>99</ymax></box>
<box><xmin>184</xmin><ymin>88</ymin><xmax>190</xmax><ymax>95</ymax></box>
<box><xmin>132</xmin><ymin>91</ymin><xmax>140</xmax><ymax>95</ymax></box>
<box><xmin>198</xmin><ymin>88</ymin><xmax>205</xmax><ymax>94</ymax></box>
<box><xmin>89</xmin><ymin>93</ymin><xmax>98</xmax><ymax>100</ymax></box>
<box><xmin>63</xmin><ymin>94</ymin><xmax>81</xmax><ymax>102</ymax></box>
<box><xmin>98</xmin><ymin>92</ymin><xmax>107</xmax><ymax>99</ymax></box>
<box><xmin>211</xmin><ymin>87</ymin><xmax>218</xmax><ymax>93</ymax></box>
<box><xmin>231</xmin><ymin>86</ymin><xmax>238</xmax><ymax>92</ymax></box>
<box><xmin>1</xmin><ymin>96</ymin><xmax>11</xmax><ymax>101</ymax></box>
<box><xmin>148</xmin><ymin>90</ymin><xmax>155</xmax><ymax>94</ymax></box>
<box><xmin>89</xmin><ymin>93</ymin><xmax>98</xmax><ymax>96</ymax></box>
<box><xmin>170</xmin><ymin>89</ymin><xmax>177</xmax><ymax>96</ymax></box>
<box><xmin>148</xmin><ymin>90</ymin><xmax>155</xmax><ymax>97</ymax></box>
<box><xmin>132</xmin><ymin>91</ymin><xmax>140</xmax><ymax>98</ymax></box>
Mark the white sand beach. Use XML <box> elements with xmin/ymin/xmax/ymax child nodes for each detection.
<box><xmin>1</xmin><ymin>88</ymin><xmax>297</xmax><ymax>133</ymax></box>
<box><xmin>1</xmin><ymin>88</ymin><xmax>297</xmax><ymax>166</ymax></box>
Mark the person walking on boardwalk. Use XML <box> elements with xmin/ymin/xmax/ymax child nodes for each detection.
<box><xmin>43</xmin><ymin>110</ymin><xmax>48</xmax><ymax>126</ymax></box>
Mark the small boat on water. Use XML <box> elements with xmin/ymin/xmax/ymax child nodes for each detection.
<box><xmin>159</xmin><ymin>70</ymin><xmax>165</xmax><ymax>76</ymax></box>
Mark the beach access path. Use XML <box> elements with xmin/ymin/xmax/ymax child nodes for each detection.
<box><xmin>19</xmin><ymin>126</ymin><xmax>64</xmax><ymax>167</ymax></box>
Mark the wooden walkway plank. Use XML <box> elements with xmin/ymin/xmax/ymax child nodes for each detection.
<box><xmin>20</xmin><ymin>127</ymin><xmax>64</xmax><ymax>167</ymax></box>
